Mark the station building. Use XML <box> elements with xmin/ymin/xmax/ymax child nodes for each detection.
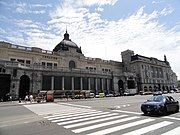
<box><xmin>0</xmin><ymin>31</ymin><xmax>177</xmax><ymax>100</ymax></box>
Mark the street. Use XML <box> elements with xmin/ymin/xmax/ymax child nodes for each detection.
<box><xmin>1</xmin><ymin>93</ymin><xmax>180</xmax><ymax>135</ymax></box>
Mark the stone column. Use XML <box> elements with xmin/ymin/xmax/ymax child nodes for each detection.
<box><xmin>51</xmin><ymin>76</ymin><xmax>54</xmax><ymax>90</ymax></box>
<box><xmin>95</xmin><ymin>78</ymin><xmax>98</xmax><ymax>94</ymax></box>
<box><xmin>107</xmin><ymin>79</ymin><xmax>109</xmax><ymax>94</ymax></box>
<box><xmin>88</xmin><ymin>77</ymin><xmax>91</xmax><ymax>90</ymax></box>
<box><xmin>72</xmin><ymin>77</ymin><xmax>74</xmax><ymax>90</ymax></box>
<box><xmin>80</xmin><ymin>77</ymin><xmax>83</xmax><ymax>90</ymax></box>
<box><xmin>101</xmin><ymin>78</ymin><xmax>104</xmax><ymax>91</ymax></box>
<box><xmin>62</xmin><ymin>76</ymin><xmax>64</xmax><ymax>90</ymax></box>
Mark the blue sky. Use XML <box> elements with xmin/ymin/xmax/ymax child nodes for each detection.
<box><xmin>0</xmin><ymin>0</ymin><xmax>180</xmax><ymax>79</ymax></box>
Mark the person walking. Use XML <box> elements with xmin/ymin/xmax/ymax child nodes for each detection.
<box><xmin>29</xmin><ymin>94</ymin><xmax>33</xmax><ymax>103</ymax></box>
<box><xmin>24</xmin><ymin>95</ymin><xmax>29</xmax><ymax>103</ymax></box>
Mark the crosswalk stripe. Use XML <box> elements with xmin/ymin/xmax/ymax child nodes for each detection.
<box><xmin>163</xmin><ymin>116</ymin><xmax>180</xmax><ymax>121</ymax></box>
<box><xmin>64</xmin><ymin>114</ymin><xmax>128</xmax><ymax>129</ymax></box>
<box><xmin>86</xmin><ymin>118</ymin><xmax>155</xmax><ymax>135</ymax></box>
<box><xmin>44</xmin><ymin>109</ymin><xmax>95</xmax><ymax>118</ymax></box>
<box><xmin>112</xmin><ymin>110</ymin><xmax>142</xmax><ymax>115</ymax></box>
<box><xmin>60</xmin><ymin>103</ymin><xmax>92</xmax><ymax>109</ymax></box>
<box><xmin>122</xmin><ymin>121</ymin><xmax>173</xmax><ymax>135</ymax></box>
<box><xmin>161</xmin><ymin>126</ymin><xmax>180</xmax><ymax>135</ymax></box>
<box><xmin>72</xmin><ymin>116</ymin><xmax>140</xmax><ymax>133</ymax></box>
<box><xmin>48</xmin><ymin>110</ymin><xmax>101</xmax><ymax>120</ymax></box>
<box><xmin>52</xmin><ymin>111</ymin><xmax>110</xmax><ymax>122</ymax></box>
<box><xmin>57</xmin><ymin>113</ymin><xmax>121</xmax><ymax>126</ymax></box>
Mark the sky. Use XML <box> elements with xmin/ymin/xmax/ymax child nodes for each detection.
<box><xmin>0</xmin><ymin>0</ymin><xmax>180</xmax><ymax>80</ymax></box>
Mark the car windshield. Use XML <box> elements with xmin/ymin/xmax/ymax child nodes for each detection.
<box><xmin>147</xmin><ymin>96</ymin><xmax>165</xmax><ymax>102</ymax></box>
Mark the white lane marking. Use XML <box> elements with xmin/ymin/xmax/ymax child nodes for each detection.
<box><xmin>163</xmin><ymin>116</ymin><xmax>180</xmax><ymax>121</ymax></box>
<box><xmin>112</xmin><ymin>110</ymin><xmax>142</xmax><ymax>115</ymax></box>
<box><xmin>0</xmin><ymin>125</ymin><xmax>7</xmax><ymax>128</ymax></box>
<box><xmin>0</xmin><ymin>116</ymin><xmax>40</xmax><ymax>124</ymax></box>
<box><xmin>60</xmin><ymin>103</ymin><xmax>92</xmax><ymax>108</ymax></box>
<box><xmin>52</xmin><ymin>112</ymin><xmax>109</xmax><ymax>122</ymax></box>
<box><xmin>72</xmin><ymin>116</ymin><xmax>140</xmax><ymax>133</ymax></box>
<box><xmin>52</xmin><ymin>108</ymin><xmax>93</xmax><ymax>114</ymax></box>
<box><xmin>161</xmin><ymin>126</ymin><xmax>180</xmax><ymax>135</ymax></box>
<box><xmin>48</xmin><ymin>110</ymin><xmax>100</xmax><ymax>120</ymax></box>
<box><xmin>64</xmin><ymin>114</ymin><xmax>128</xmax><ymax>129</ymax></box>
<box><xmin>44</xmin><ymin>109</ymin><xmax>94</xmax><ymax>118</ymax></box>
<box><xmin>57</xmin><ymin>113</ymin><xmax>120</xmax><ymax>126</ymax></box>
<box><xmin>86</xmin><ymin>118</ymin><xmax>155</xmax><ymax>135</ymax></box>
<box><xmin>122</xmin><ymin>121</ymin><xmax>173</xmax><ymax>135</ymax></box>
<box><xmin>24</xmin><ymin>121</ymin><xmax>30</xmax><ymax>124</ymax></box>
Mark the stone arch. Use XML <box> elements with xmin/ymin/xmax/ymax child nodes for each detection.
<box><xmin>149</xmin><ymin>86</ymin><xmax>152</xmax><ymax>91</ymax></box>
<box><xmin>127</xmin><ymin>80</ymin><xmax>135</xmax><ymax>89</ymax></box>
<box><xmin>144</xmin><ymin>86</ymin><xmax>148</xmax><ymax>91</ymax></box>
<box><xmin>118</xmin><ymin>80</ymin><xmax>124</xmax><ymax>95</ymax></box>
<box><xmin>19</xmin><ymin>75</ymin><xmax>30</xmax><ymax>99</ymax></box>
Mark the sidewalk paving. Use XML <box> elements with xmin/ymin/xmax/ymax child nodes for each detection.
<box><xmin>0</xmin><ymin>97</ymin><xmax>113</xmax><ymax>107</ymax></box>
<box><xmin>0</xmin><ymin>98</ymin><xmax>84</xmax><ymax>107</ymax></box>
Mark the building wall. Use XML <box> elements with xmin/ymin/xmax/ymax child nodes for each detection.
<box><xmin>127</xmin><ymin>51</ymin><xmax>177</xmax><ymax>93</ymax></box>
<box><xmin>1</xmin><ymin>41</ymin><xmax>135</xmax><ymax>99</ymax></box>
<box><xmin>0</xmin><ymin>41</ymin><xmax>177</xmax><ymax>100</ymax></box>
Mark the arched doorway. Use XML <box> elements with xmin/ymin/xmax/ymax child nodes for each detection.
<box><xmin>127</xmin><ymin>80</ymin><xmax>135</xmax><ymax>89</ymax></box>
<box><xmin>118</xmin><ymin>80</ymin><xmax>124</xmax><ymax>95</ymax></box>
<box><xmin>0</xmin><ymin>74</ymin><xmax>11</xmax><ymax>101</ymax></box>
<box><xmin>19</xmin><ymin>75</ymin><xmax>30</xmax><ymax>99</ymax></box>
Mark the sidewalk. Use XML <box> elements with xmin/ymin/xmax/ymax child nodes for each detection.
<box><xmin>0</xmin><ymin>97</ymin><xmax>112</xmax><ymax>107</ymax></box>
<box><xmin>0</xmin><ymin>101</ymin><xmax>22</xmax><ymax>107</ymax></box>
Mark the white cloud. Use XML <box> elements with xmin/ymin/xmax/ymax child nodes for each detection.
<box><xmin>15</xmin><ymin>2</ymin><xmax>46</xmax><ymax>14</ymax></box>
<box><xmin>1</xmin><ymin>1</ymin><xmax>180</xmax><ymax>79</ymax></box>
<box><xmin>32</xmin><ymin>3</ymin><xmax>52</xmax><ymax>8</ymax></box>
<box><xmin>82</xmin><ymin>0</ymin><xmax>118</xmax><ymax>6</ymax></box>
<box><xmin>47</xmin><ymin>4</ymin><xmax>180</xmax><ymax>78</ymax></box>
<box><xmin>16</xmin><ymin>2</ymin><xmax>28</xmax><ymax>13</ymax></box>
<box><xmin>160</xmin><ymin>7</ymin><xmax>174</xmax><ymax>16</ymax></box>
<box><xmin>95</xmin><ymin>7</ymin><xmax>104</xmax><ymax>12</ymax></box>
<box><xmin>152</xmin><ymin>0</ymin><xmax>165</xmax><ymax>4</ymax></box>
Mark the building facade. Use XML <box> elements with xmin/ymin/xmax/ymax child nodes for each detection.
<box><xmin>0</xmin><ymin>31</ymin><xmax>177</xmax><ymax>100</ymax></box>
<box><xmin>122</xmin><ymin>50</ymin><xmax>177</xmax><ymax>93</ymax></box>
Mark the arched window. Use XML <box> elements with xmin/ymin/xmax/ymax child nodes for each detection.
<box><xmin>69</xmin><ymin>60</ymin><xmax>76</xmax><ymax>69</ymax></box>
<box><xmin>149</xmin><ymin>86</ymin><xmax>152</xmax><ymax>91</ymax></box>
<box><xmin>144</xmin><ymin>86</ymin><xmax>148</xmax><ymax>92</ymax></box>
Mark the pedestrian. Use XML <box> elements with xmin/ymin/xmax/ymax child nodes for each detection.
<box><xmin>29</xmin><ymin>94</ymin><xmax>33</xmax><ymax>103</ymax></box>
<box><xmin>24</xmin><ymin>95</ymin><xmax>29</xmax><ymax>103</ymax></box>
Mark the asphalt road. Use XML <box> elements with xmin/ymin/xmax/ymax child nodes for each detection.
<box><xmin>0</xmin><ymin>93</ymin><xmax>180</xmax><ymax>135</ymax></box>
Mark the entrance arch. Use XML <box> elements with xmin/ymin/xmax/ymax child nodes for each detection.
<box><xmin>118</xmin><ymin>80</ymin><xmax>124</xmax><ymax>95</ymax></box>
<box><xmin>19</xmin><ymin>75</ymin><xmax>30</xmax><ymax>99</ymax></box>
<box><xmin>127</xmin><ymin>80</ymin><xmax>135</xmax><ymax>89</ymax></box>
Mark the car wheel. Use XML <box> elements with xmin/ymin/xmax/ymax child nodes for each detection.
<box><xmin>143</xmin><ymin>111</ymin><xmax>148</xmax><ymax>115</ymax></box>
<box><xmin>162</xmin><ymin>107</ymin><xmax>167</xmax><ymax>116</ymax></box>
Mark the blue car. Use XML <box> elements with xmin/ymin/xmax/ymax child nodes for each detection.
<box><xmin>141</xmin><ymin>95</ymin><xmax>179</xmax><ymax>115</ymax></box>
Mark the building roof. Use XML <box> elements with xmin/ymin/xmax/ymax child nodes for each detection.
<box><xmin>53</xmin><ymin>30</ymin><xmax>82</xmax><ymax>53</ymax></box>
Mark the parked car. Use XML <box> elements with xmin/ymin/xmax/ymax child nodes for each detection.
<box><xmin>162</xmin><ymin>91</ymin><xmax>168</xmax><ymax>94</ymax></box>
<box><xmin>141</xmin><ymin>95</ymin><xmax>179</xmax><ymax>115</ymax></box>
<box><xmin>169</xmin><ymin>90</ymin><xmax>175</xmax><ymax>93</ymax></box>
<box><xmin>140</xmin><ymin>91</ymin><xmax>153</xmax><ymax>95</ymax></box>
<box><xmin>153</xmin><ymin>91</ymin><xmax>162</xmax><ymax>96</ymax></box>
<box><xmin>106</xmin><ymin>94</ymin><xmax>114</xmax><ymax>97</ymax></box>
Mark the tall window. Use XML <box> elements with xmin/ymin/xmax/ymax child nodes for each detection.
<box><xmin>69</xmin><ymin>60</ymin><xmax>76</xmax><ymax>69</ymax></box>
